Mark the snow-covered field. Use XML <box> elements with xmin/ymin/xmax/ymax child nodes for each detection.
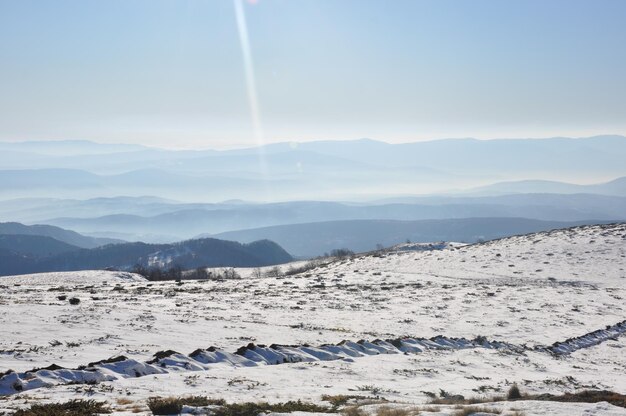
<box><xmin>0</xmin><ymin>223</ymin><xmax>625</xmax><ymax>415</ymax></box>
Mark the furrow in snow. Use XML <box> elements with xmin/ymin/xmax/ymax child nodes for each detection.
<box><xmin>2</xmin><ymin>321</ymin><xmax>624</xmax><ymax>396</ymax></box>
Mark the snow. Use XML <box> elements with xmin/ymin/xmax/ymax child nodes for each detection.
<box><xmin>0</xmin><ymin>223</ymin><xmax>625</xmax><ymax>415</ymax></box>
<box><xmin>0</xmin><ymin>270</ymin><xmax>146</xmax><ymax>285</ymax></box>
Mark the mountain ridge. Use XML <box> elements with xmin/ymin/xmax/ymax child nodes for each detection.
<box><xmin>0</xmin><ymin>234</ymin><xmax>293</xmax><ymax>277</ymax></box>
<box><xmin>0</xmin><ymin>222</ymin><xmax>123</xmax><ymax>248</ymax></box>
<box><xmin>2</xmin><ymin>135</ymin><xmax>626</xmax><ymax>201</ymax></box>
<box><xmin>211</xmin><ymin>218</ymin><xmax>619</xmax><ymax>257</ymax></box>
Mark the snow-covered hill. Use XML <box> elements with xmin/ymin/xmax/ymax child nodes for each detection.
<box><xmin>0</xmin><ymin>223</ymin><xmax>624</xmax><ymax>415</ymax></box>
<box><xmin>0</xmin><ymin>270</ymin><xmax>146</xmax><ymax>285</ymax></box>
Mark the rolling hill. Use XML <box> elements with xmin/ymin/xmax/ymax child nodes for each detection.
<box><xmin>211</xmin><ymin>218</ymin><xmax>616</xmax><ymax>257</ymax></box>
<box><xmin>0</xmin><ymin>235</ymin><xmax>293</xmax><ymax>277</ymax></box>
<box><xmin>30</xmin><ymin>195</ymin><xmax>626</xmax><ymax>243</ymax></box>
<box><xmin>0</xmin><ymin>234</ymin><xmax>80</xmax><ymax>257</ymax></box>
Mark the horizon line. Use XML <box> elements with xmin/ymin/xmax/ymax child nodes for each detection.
<box><xmin>0</xmin><ymin>133</ymin><xmax>625</xmax><ymax>152</ymax></box>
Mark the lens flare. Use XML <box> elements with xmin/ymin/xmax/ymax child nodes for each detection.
<box><xmin>233</xmin><ymin>0</ymin><xmax>272</xmax><ymax>201</ymax></box>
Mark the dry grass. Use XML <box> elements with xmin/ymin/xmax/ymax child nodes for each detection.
<box><xmin>428</xmin><ymin>396</ymin><xmax>493</xmax><ymax>405</ymax></box>
<box><xmin>376</xmin><ymin>406</ymin><xmax>421</xmax><ymax>416</ymax></box>
<box><xmin>428</xmin><ymin>387</ymin><xmax>626</xmax><ymax>409</ymax></box>
<box><xmin>147</xmin><ymin>397</ymin><xmax>226</xmax><ymax>415</ymax></box>
<box><xmin>451</xmin><ymin>405</ymin><xmax>501</xmax><ymax>416</ymax></box>
<box><xmin>532</xmin><ymin>390</ymin><xmax>626</xmax><ymax>408</ymax></box>
<box><xmin>13</xmin><ymin>399</ymin><xmax>110</xmax><ymax>416</ymax></box>
<box><xmin>323</xmin><ymin>394</ymin><xmax>388</xmax><ymax>410</ymax></box>
<box><xmin>129</xmin><ymin>405</ymin><xmax>144</xmax><ymax>414</ymax></box>
<box><xmin>341</xmin><ymin>404</ymin><xmax>422</xmax><ymax>416</ymax></box>
<box><xmin>146</xmin><ymin>397</ymin><xmax>182</xmax><ymax>415</ymax></box>
<box><xmin>148</xmin><ymin>397</ymin><xmax>333</xmax><ymax>416</ymax></box>
<box><xmin>415</xmin><ymin>406</ymin><xmax>441</xmax><ymax>413</ymax></box>
<box><xmin>342</xmin><ymin>406</ymin><xmax>367</xmax><ymax>416</ymax></box>
<box><xmin>114</xmin><ymin>397</ymin><xmax>144</xmax><ymax>413</ymax></box>
<box><xmin>322</xmin><ymin>395</ymin><xmax>369</xmax><ymax>408</ymax></box>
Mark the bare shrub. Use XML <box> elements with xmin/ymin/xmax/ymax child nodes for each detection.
<box><xmin>507</xmin><ymin>384</ymin><xmax>522</xmax><ymax>400</ymax></box>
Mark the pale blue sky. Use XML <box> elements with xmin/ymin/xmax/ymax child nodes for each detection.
<box><xmin>1</xmin><ymin>0</ymin><xmax>625</xmax><ymax>148</ymax></box>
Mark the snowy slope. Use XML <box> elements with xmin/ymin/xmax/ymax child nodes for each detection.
<box><xmin>0</xmin><ymin>223</ymin><xmax>624</xmax><ymax>415</ymax></box>
<box><xmin>0</xmin><ymin>270</ymin><xmax>146</xmax><ymax>285</ymax></box>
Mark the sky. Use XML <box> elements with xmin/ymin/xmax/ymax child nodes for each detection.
<box><xmin>0</xmin><ymin>0</ymin><xmax>625</xmax><ymax>149</ymax></box>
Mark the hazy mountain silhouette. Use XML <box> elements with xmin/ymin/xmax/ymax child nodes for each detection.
<box><xmin>2</xmin><ymin>136</ymin><xmax>626</xmax><ymax>200</ymax></box>
<box><xmin>27</xmin><ymin>195</ymin><xmax>626</xmax><ymax>242</ymax></box>
<box><xmin>0</xmin><ymin>233</ymin><xmax>292</xmax><ymax>277</ymax></box>
<box><xmin>0</xmin><ymin>222</ymin><xmax>122</xmax><ymax>248</ymax></box>
<box><xmin>212</xmin><ymin>218</ymin><xmax>617</xmax><ymax>257</ymax></box>
<box><xmin>0</xmin><ymin>234</ymin><xmax>80</xmax><ymax>257</ymax></box>
<box><xmin>468</xmin><ymin>176</ymin><xmax>626</xmax><ymax>196</ymax></box>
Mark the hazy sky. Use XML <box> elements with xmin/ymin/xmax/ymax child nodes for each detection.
<box><xmin>1</xmin><ymin>0</ymin><xmax>625</xmax><ymax>149</ymax></box>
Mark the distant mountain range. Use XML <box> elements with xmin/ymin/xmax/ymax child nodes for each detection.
<box><xmin>8</xmin><ymin>194</ymin><xmax>624</xmax><ymax>243</ymax></box>
<box><xmin>467</xmin><ymin>176</ymin><xmax>626</xmax><ymax>196</ymax></box>
<box><xmin>1</xmin><ymin>136</ymin><xmax>626</xmax><ymax>261</ymax></box>
<box><xmin>0</xmin><ymin>222</ymin><xmax>293</xmax><ymax>277</ymax></box>
<box><xmin>0</xmin><ymin>222</ymin><xmax>121</xmax><ymax>248</ymax></box>
<box><xmin>1</xmin><ymin>217</ymin><xmax>620</xmax><ymax>273</ymax></box>
<box><xmin>1</xmin><ymin>136</ymin><xmax>626</xmax><ymax>200</ymax></box>
<box><xmin>210</xmin><ymin>218</ymin><xmax>618</xmax><ymax>258</ymax></box>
